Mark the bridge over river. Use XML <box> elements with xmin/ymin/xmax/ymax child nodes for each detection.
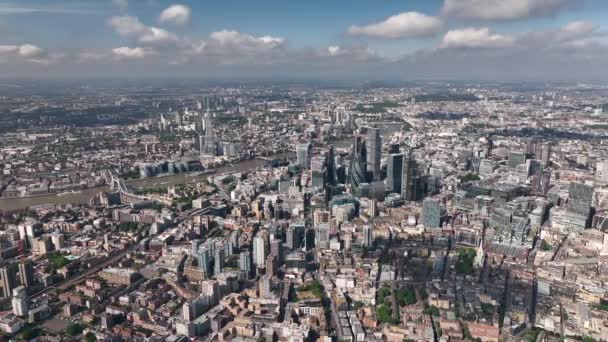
<box><xmin>0</xmin><ymin>152</ymin><xmax>294</xmax><ymax>212</ymax></box>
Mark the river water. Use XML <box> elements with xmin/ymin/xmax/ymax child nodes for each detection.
<box><xmin>0</xmin><ymin>152</ymin><xmax>295</xmax><ymax>212</ymax></box>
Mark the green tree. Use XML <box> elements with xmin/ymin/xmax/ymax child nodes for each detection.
<box><xmin>540</xmin><ymin>240</ymin><xmax>552</xmax><ymax>251</ymax></box>
<box><xmin>459</xmin><ymin>173</ymin><xmax>480</xmax><ymax>182</ymax></box>
<box><xmin>376</xmin><ymin>304</ymin><xmax>396</xmax><ymax>324</ymax></box>
<box><xmin>84</xmin><ymin>332</ymin><xmax>97</xmax><ymax>342</ymax></box>
<box><xmin>423</xmin><ymin>305</ymin><xmax>440</xmax><ymax>316</ymax></box>
<box><xmin>455</xmin><ymin>248</ymin><xmax>476</xmax><ymax>275</ymax></box>
<box><xmin>377</xmin><ymin>286</ymin><xmax>391</xmax><ymax>305</ymax></box>
<box><xmin>65</xmin><ymin>323</ymin><xmax>83</xmax><ymax>336</ymax></box>
<box><xmin>396</xmin><ymin>288</ymin><xmax>417</xmax><ymax>306</ymax></box>
<box><xmin>18</xmin><ymin>326</ymin><xmax>41</xmax><ymax>341</ymax></box>
<box><xmin>480</xmin><ymin>303</ymin><xmax>495</xmax><ymax>316</ymax></box>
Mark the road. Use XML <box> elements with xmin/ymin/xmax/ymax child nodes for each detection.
<box><xmin>0</xmin><ymin>242</ymin><xmax>140</xmax><ymax>311</ymax></box>
<box><xmin>57</xmin><ymin>243</ymin><xmax>141</xmax><ymax>290</ymax></box>
<box><xmin>33</xmin><ymin>185</ymin><xmax>211</xmax><ymax>297</ymax></box>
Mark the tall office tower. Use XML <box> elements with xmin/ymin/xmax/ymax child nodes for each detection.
<box><xmin>201</xmin><ymin>115</ymin><xmax>206</xmax><ymax>131</ymax></box>
<box><xmin>11</xmin><ymin>286</ymin><xmax>28</xmax><ymax>317</ymax></box>
<box><xmin>259</xmin><ymin>274</ymin><xmax>273</xmax><ymax>298</ymax></box>
<box><xmin>386</xmin><ymin>153</ymin><xmax>404</xmax><ymax>194</ymax></box>
<box><xmin>541</xmin><ymin>170</ymin><xmax>552</xmax><ymax>196</ymax></box>
<box><xmin>285</xmin><ymin>225</ymin><xmax>296</xmax><ymax>250</ymax></box>
<box><xmin>286</xmin><ymin>223</ymin><xmax>303</xmax><ymax>250</ymax></box>
<box><xmin>327</xmin><ymin>146</ymin><xmax>338</xmax><ymax>186</ymax></box>
<box><xmin>421</xmin><ymin>198</ymin><xmax>443</xmax><ymax>228</ymax></box>
<box><xmin>270</xmin><ymin>239</ymin><xmax>283</xmax><ymax>264</ymax></box>
<box><xmin>526</xmin><ymin>137</ymin><xmax>539</xmax><ymax>155</ymax></box>
<box><xmin>0</xmin><ymin>265</ymin><xmax>16</xmax><ymax>298</ymax></box>
<box><xmin>201</xmin><ymin>280</ymin><xmax>220</xmax><ymax>305</ymax></box>
<box><xmin>530</xmin><ymin>163</ymin><xmax>543</xmax><ymax>195</ymax></box>
<box><xmin>253</xmin><ymin>234</ymin><xmax>268</xmax><ymax>267</ymax></box>
<box><xmin>540</xmin><ymin>143</ymin><xmax>552</xmax><ymax>166</ymax></box>
<box><xmin>508</xmin><ymin>151</ymin><xmax>527</xmax><ymax>170</ymax></box>
<box><xmin>349</xmin><ymin>136</ymin><xmax>368</xmax><ymax>193</ymax></box>
<box><xmin>51</xmin><ymin>233</ymin><xmax>65</xmax><ymax>250</ymax></box>
<box><xmin>343</xmin><ymin>233</ymin><xmax>352</xmax><ymax>251</ymax></box>
<box><xmin>568</xmin><ymin>182</ymin><xmax>594</xmax><ymax>217</ymax></box>
<box><xmin>266</xmin><ymin>253</ymin><xmax>278</xmax><ymax>276</ymax></box>
<box><xmin>230</xmin><ymin>230</ymin><xmax>240</xmax><ymax>251</ymax></box>
<box><xmin>160</xmin><ymin>113</ymin><xmax>167</xmax><ymax>130</ymax></box>
<box><xmin>366</xmin><ymin>127</ymin><xmax>381</xmax><ymax>181</ymax></box>
<box><xmin>363</xmin><ymin>225</ymin><xmax>373</xmax><ymax>248</ymax></box>
<box><xmin>311</xmin><ymin>155</ymin><xmax>327</xmax><ymax>188</ymax></box>
<box><xmin>203</xmin><ymin>113</ymin><xmax>217</xmax><ymax>156</ymax></box>
<box><xmin>175</xmin><ymin>112</ymin><xmax>182</xmax><ymax>126</ymax></box>
<box><xmin>205</xmin><ymin>238</ymin><xmax>216</xmax><ymax>255</ymax></box>
<box><xmin>18</xmin><ymin>261</ymin><xmax>34</xmax><ymax>288</ymax></box>
<box><xmin>214</xmin><ymin>248</ymin><xmax>225</xmax><ymax>275</ymax></box>
<box><xmin>197</xmin><ymin>247</ymin><xmax>211</xmax><ymax>278</ymax></box>
<box><xmin>485</xmin><ymin>134</ymin><xmax>494</xmax><ymax>157</ymax></box>
<box><xmin>239</xmin><ymin>251</ymin><xmax>252</xmax><ymax>277</ymax></box>
<box><xmin>296</xmin><ymin>143</ymin><xmax>313</xmax><ymax>170</ymax></box>
<box><xmin>401</xmin><ymin>151</ymin><xmax>418</xmax><ymax>201</ymax></box>
<box><xmin>199</xmin><ymin>135</ymin><xmax>205</xmax><ymax>155</ymax></box>
<box><xmin>224</xmin><ymin>239</ymin><xmax>233</xmax><ymax>257</ymax></box>
<box><xmin>528</xmin><ymin>159</ymin><xmax>542</xmax><ymax>178</ymax></box>
<box><xmin>315</xmin><ymin>224</ymin><xmax>330</xmax><ymax>250</ymax></box>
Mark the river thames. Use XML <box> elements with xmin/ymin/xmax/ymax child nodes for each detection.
<box><xmin>0</xmin><ymin>152</ymin><xmax>295</xmax><ymax>212</ymax></box>
<box><xmin>0</xmin><ymin>137</ymin><xmax>358</xmax><ymax>212</ymax></box>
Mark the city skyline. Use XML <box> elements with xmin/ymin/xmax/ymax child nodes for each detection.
<box><xmin>1</xmin><ymin>0</ymin><xmax>608</xmax><ymax>80</ymax></box>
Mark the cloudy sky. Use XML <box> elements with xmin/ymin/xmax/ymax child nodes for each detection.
<box><xmin>1</xmin><ymin>0</ymin><xmax>608</xmax><ymax>80</ymax></box>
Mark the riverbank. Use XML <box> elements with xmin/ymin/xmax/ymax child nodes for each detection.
<box><xmin>0</xmin><ymin>151</ymin><xmax>295</xmax><ymax>212</ymax></box>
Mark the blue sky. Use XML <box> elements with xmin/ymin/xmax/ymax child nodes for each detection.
<box><xmin>1</xmin><ymin>0</ymin><xmax>608</xmax><ymax>80</ymax></box>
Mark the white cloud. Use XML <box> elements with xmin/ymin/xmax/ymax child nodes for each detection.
<box><xmin>112</xmin><ymin>46</ymin><xmax>148</xmax><ymax>59</ymax></box>
<box><xmin>0</xmin><ymin>5</ymin><xmax>93</xmax><ymax>14</ymax></box>
<box><xmin>327</xmin><ymin>46</ymin><xmax>341</xmax><ymax>56</ymax></box>
<box><xmin>18</xmin><ymin>44</ymin><xmax>44</xmax><ymax>58</ymax></box>
<box><xmin>0</xmin><ymin>43</ymin><xmax>55</xmax><ymax>64</ymax></box>
<box><xmin>107</xmin><ymin>15</ymin><xmax>146</xmax><ymax>36</ymax></box>
<box><xmin>348</xmin><ymin>12</ymin><xmax>442</xmax><ymax>38</ymax></box>
<box><xmin>442</xmin><ymin>0</ymin><xmax>574</xmax><ymax>21</ymax></box>
<box><xmin>0</xmin><ymin>45</ymin><xmax>18</xmax><ymax>55</ymax></box>
<box><xmin>441</xmin><ymin>27</ymin><xmax>514</xmax><ymax>48</ymax></box>
<box><xmin>208</xmin><ymin>30</ymin><xmax>285</xmax><ymax>52</ymax></box>
<box><xmin>552</xmin><ymin>21</ymin><xmax>597</xmax><ymax>42</ymax></box>
<box><xmin>517</xmin><ymin>20</ymin><xmax>604</xmax><ymax>50</ymax></box>
<box><xmin>107</xmin><ymin>14</ymin><xmax>286</xmax><ymax>64</ymax></box>
<box><xmin>107</xmin><ymin>15</ymin><xmax>178</xmax><ymax>45</ymax></box>
<box><xmin>0</xmin><ymin>44</ymin><xmax>44</xmax><ymax>58</ymax></box>
<box><xmin>182</xmin><ymin>39</ymin><xmax>207</xmax><ymax>55</ymax></box>
<box><xmin>320</xmin><ymin>45</ymin><xmax>378</xmax><ymax>62</ymax></box>
<box><xmin>159</xmin><ymin>4</ymin><xmax>191</xmax><ymax>26</ymax></box>
<box><xmin>139</xmin><ymin>27</ymin><xmax>176</xmax><ymax>44</ymax></box>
